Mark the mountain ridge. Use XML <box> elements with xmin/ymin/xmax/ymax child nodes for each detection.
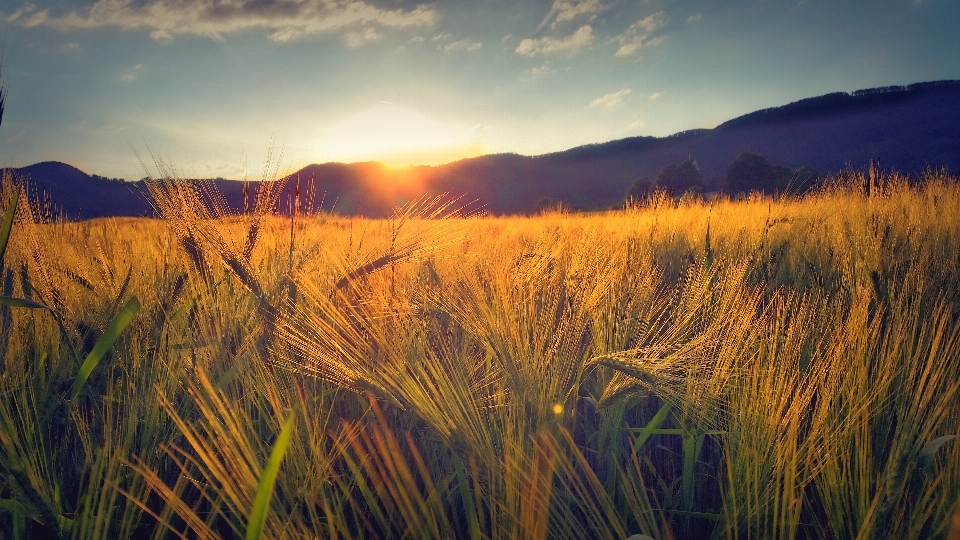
<box><xmin>5</xmin><ymin>79</ymin><xmax>960</xmax><ymax>218</ymax></box>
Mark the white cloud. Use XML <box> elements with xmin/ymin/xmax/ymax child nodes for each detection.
<box><xmin>120</xmin><ymin>63</ymin><xmax>142</xmax><ymax>81</ymax></box>
<box><xmin>635</xmin><ymin>11</ymin><xmax>667</xmax><ymax>33</ymax></box>
<box><xmin>615</xmin><ymin>11</ymin><xmax>666</xmax><ymax>57</ymax></box>
<box><xmin>443</xmin><ymin>39</ymin><xmax>481</xmax><ymax>52</ymax></box>
<box><xmin>515</xmin><ymin>25</ymin><xmax>593</xmax><ymax>56</ymax></box>
<box><xmin>6</xmin><ymin>1</ymin><xmax>48</xmax><ymax>26</ymax></box>
<box><xmin>6</xmin><ymin>0</ymin><xmax>438</xmax><ymax>43</ymax></box>
<box><xmin>589</xmin><ymin>88</ymin><xmax>631</xmax><ymax>109</ymax></box>
<box><xmin>626</xmin><ymin>119</ymin><xmax>645</xmax><ymax>130</ymax></box>
<box><xmin>648</xmin><ymin>92</ymin><xmax>662</xmax><ymax>101</ymax></box>
<box><xmin>540</xmin><ymin>0</ymin><xmax>605</xmax><ymax>30</ymax></box>
<box><xmin>529</xmin><ymin>61</ymin><xmax>555</xmax><ymax>76</ymax></box>
<box><xmin>687</xmin><ymin>13</ymin><xmax>702</xmax><ymax>23</ymax></box>
<box><xmin>430</xmin><ymin>32</ymin><xmax>481</xmax><ymax>53</ymax></box>
<box><xmin>4</xmin><ymin>2</ymin><xmax>32</xmax><ymax>22</ymax></box>
<box><xmin>151</xmin><ymin>29</ymin><xmax>174</xmax><ymax>42</ymax></box>
<box><xmin>344</xmin><ymin>26</ymin><xmax>381</xmax><ymax>48</ymax></box>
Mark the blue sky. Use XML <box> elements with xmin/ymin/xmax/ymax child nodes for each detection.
<box><xmin>0</xmin><ymin>0</ymin><xmax>958</xmax><ymax>179</ymax></box>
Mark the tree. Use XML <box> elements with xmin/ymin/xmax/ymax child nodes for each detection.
<box><xmin>657</xmin><ymin>158</ymin><xmax>703</xmax><ymax>193</ymax></box>
<box><xmin>535</xmin><ymin>197</ymin><xmax>553</xmax><ymax>213</ymax></box>
<box><xmin>725</xmin><ymin>153</ymin><xmax>821</xmax><ymax>194</ymax></box>
<box><xmin>656</xmin><ymin>163</ymin><xmax>680</xmax><ymax>192</ymax></box>
<box><xmin>726</xmin><ymin>152</ymin><xmax>774</xmax><ymax>193</ymax></box>
<box><xmin>771</xmin><ymin>165</ymin><xmax>794</xmax><ymax>192</ymax></box>
<box><xmin>625</xmin><ymin>176</ymin><xmax>654</xmax><ymax>201</ymax></box>
<box><xmin>675</xmin><ymin>159</ymin><xmax>703</xmax><ymax>193</ymax></box>
<box><xmin>793</xmin><ymin>165</ymin><xmax>820</xmax><ymax>192</ymax></box>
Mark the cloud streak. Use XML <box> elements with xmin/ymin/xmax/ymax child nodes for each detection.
<box><xmin>615</xmin><ymin>11</ymin><xmax>666</xmax><ymax>57</ymax></box>
<box><xmin>536</xmin><ymin>0</ymin><xmax>605</xmax><ymax>31</ymax></box>
<box><xmin>119</xmin><ymin>63</ymin><xmax>143</xmax><ymax>81</ymax></box>
<box><xmin>443</xmin><ymin>39</ymin><xmax>481</xmax><ymax>52</ymax></box>
<box><xmin>431</xmin><ymin>32</ymin><xmax>481</xmax><ymax>53</ymax></box>
<box><xmin>344</xmin><ymin>26</ymin><xmax>381</xmax><ymax>47</ymax></box>
<box><xmin>589</xmin><ymin>88</ymin><xmax>631</xmax><ymax>109</ymax></box>
<box><xmin>7</xmin><ymin>0</ymin><xmax>438</xmax><ymax>42</ymax></box>
<box><xmin>515</xmin><ymin>24</ymin><xmax>593</xmax><ymax>56</ymax></box>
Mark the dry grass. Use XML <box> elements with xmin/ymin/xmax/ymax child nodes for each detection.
<box><xmin>0</xmin><ymin>169</ymin><xmax>959</xmax><ymax>538</ymax></box>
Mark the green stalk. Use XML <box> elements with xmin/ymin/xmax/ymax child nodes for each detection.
<box><xmin>631</xmin><ymin>402</ymin><xmax>673</xmax><ymax>456</ymax></box>
<box><xmin>0</xmin><ymin>296</ymin><xmax>48</xmax><ymax>309</ymax></box>
<box><xmin>69</xmin><ymin>296</ymin><xmax>140</xmax><ymax>400</ymax></box>
<box><xmin>246</xmin><ymin>411</ymin><xmax>295</xmax><ymax>540</ymax></box>
<box><xmin>0</xmin><ymin>183</ymin><xmax>20</xmax><ymax>268</ymax></box>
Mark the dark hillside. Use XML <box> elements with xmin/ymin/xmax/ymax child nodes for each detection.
<box><xmin>7</xmin><ymin>80</ymin><xmax>960</xmax><ymax>217</ymax></box>
<box><xmin>8</xmin><ymin>162</ymin><xmax>150</xmax><ymax>219</ymax></box>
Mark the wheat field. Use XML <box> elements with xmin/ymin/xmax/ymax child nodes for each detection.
<box><xmin>1</xmin><ymin>168</ymin><xmax>959</xmax><ymax>539</ymax></box>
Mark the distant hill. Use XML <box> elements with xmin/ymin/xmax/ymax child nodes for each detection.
<box><xmin>5</xmin><ymin>80</ymin><xmax>960</xmax><ymax>218</ymax></box>
<box><xmin>6</xmin><ymin>162</ymin><xmax>150</xmax><ymax>219</ymax></box>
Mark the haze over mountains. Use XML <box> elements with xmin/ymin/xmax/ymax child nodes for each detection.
<box><xmin>6</xmin><ymin>80</ymin><xmax>960</xmax><ymax>219</ymax></box>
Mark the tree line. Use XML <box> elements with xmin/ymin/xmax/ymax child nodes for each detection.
<box><xmin>626</xmin><ymin>152</ymin><xmax>820</xmax><ymax>201</ymax></box>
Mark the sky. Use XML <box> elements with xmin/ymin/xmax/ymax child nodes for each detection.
<box><xmin>0</xmin><ymin>0</ymin><xmax>958</xmax><ymax>180</ymax></box>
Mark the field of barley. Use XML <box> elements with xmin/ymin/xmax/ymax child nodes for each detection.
<box><xmin>1</xmin><ymin>168</ymin><xmax>959</xmax><ymax>539</ymax></box>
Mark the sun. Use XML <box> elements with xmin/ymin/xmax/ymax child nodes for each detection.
<box><xmin>319</xmin><ymin>104</ymin><xmax>485</xmax><ymax>167</ymax></box>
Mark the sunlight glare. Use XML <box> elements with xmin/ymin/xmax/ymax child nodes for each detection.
<box><xmin>319</xmin><ymin>104</ymin><xmax>484</xmax><ymax>167</ymax></box>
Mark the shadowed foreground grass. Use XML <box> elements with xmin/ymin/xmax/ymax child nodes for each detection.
<box><xmin>1</xmin><ymin>170</ymin><xmax>959</xmax><ymax>539</ymax></box>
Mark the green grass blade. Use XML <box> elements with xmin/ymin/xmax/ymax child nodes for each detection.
<box><xmin>0</xmin><ymin>295</ymin><xmax>49</xmax><ymax>309</ymax></box>
<box><xmin>168</xmin><ymin>299</ymin><xmax>193</xmax><ymax>320</ymax></box>
<box><xmin>681</xmin><ymin>432</ymin><xmax>706</xmax><ymax>510</ymax></box>
<box><xmin>631</xmin><ymin>403</ymin><xmax>672</xmax><ymax>456</ymax></box>
<box><xmin>0</xmin><ymin>183</ymin><xmax>20</xmax><ymax>268</ymax></box>
<box><xmin>454</xmin><ymin>458</ymin><xmax>482</xmax><ymax>540</ymax></box>
<box><xmin>246</xmin><ymin>411</ymin><xmax>295</xmax><ymax>540</ymax></box>
<box><xmin>69</xmin><ymin>296</ymin><xmax>140</xmax><ymax>400</ymax></box>
<box><xmin>0</xmin><ymin>498</ymin><xmax>28</xmax><ymax>539</ymax></box>
<box><xmin>214</xmin><ymin>361</ymin><xmax>241</xmax><ymax>390</ymax></box>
